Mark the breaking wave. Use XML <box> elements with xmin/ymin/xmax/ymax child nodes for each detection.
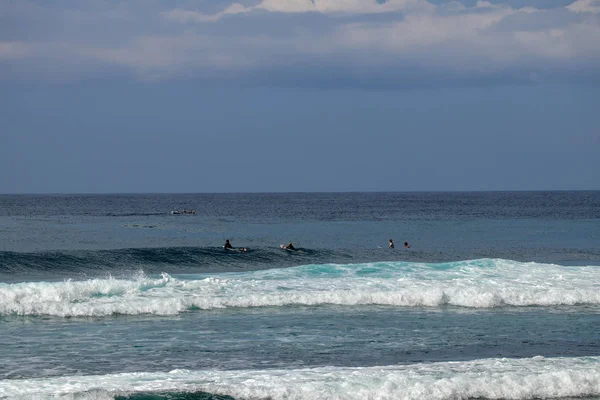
<box><xmin>2</xmin><ymin>356</ymin><xmax>600</xmax><ymax>400</ymax></box>
<box><xmin>1</xmin><ymin>259</ymin><xmax>599</xmax><ymax>317</ymax></box>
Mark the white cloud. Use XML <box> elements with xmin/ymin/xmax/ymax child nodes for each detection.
<box><xmin>567</xmin><ymin>0</ymin><xmax>600</xmax><ymax>13</ymax></box>
<box><xmin>2</xmin><ymin>1</ymin><xmax>600</xmax><ymax>84</ymax></box>
<box><xmin>163</xmin><ymin>3</ymin><xmax>252</xmax><ymax>23</ymax></box>
<box><xmin>256</xmin><ymin>0</ymin><xmax>426</xmax><ymax>14</ymax></box>
<box><xmin>65</xmin><ymin>34</ymin><xmax>264</xmax><ymax>81</ymax></box>
<box><xmin>329</xmin><ymin>3</ymin><xmax>600</xmax><ymax>69</ymax></box>
<box><xmin>163</xmin><ymin>0</ymin><xmax>430</xmax><ymax>23</ymax></box>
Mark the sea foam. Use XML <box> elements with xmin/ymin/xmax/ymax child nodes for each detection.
<box><xmin>1</xmin><ymin>259</ymin><xmax>599</xmax><ymax>317</ymax></box>
<box><xmin>1</xmin><ymin>356</ymin><xmax>600</xmax><ymax>400</ymax></box>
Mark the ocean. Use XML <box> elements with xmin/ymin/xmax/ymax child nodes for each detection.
<box><xmin>0</xmin><ymin>191</ymin><xmax>599</xmax><ymax>400</ymax></box>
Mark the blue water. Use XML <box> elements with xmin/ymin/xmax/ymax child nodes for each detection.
<box><xmin>0</xmin><ymin>192</ymin><xmax>599</xmax><ymax>399</ymax></box>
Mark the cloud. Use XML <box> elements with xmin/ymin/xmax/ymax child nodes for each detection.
<box><xmin>567</xmin><ymin>0</ymin><xmax>600</xmax><ymax>13</ymax></box>
<box><xmin>256</xmin><ymin>0</ymin><xmax>427</xmax><ymax>14</ymax></box>
<box><xmin>163</xmin><ymin>0</ymin><xmax>430</xmax><ymax>23</ymax></box>
<box><xmin>331</xmin><ymin>3</ymin><xmax>600</xmax><ymax>66</ymax></box>
<box><xmin>78</xmin><ymin>34</ymin><xmax>263</xmax><ymax>80</ymax></box>
<box><xmin>163</xmin><ymin>3</ymin><xmax>253</xmax><ymax>23</ymax></box>
<box><xmin>1</xmin><ymin>0</ymin><xmax>599</xmax><ymax>85</ymax></box>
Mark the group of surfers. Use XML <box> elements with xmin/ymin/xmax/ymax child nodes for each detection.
<box><xmin>223</xmin><ymin>239</ymin><xmax>409</xmax><ymax>252</ymax></box>
<box><xmin>388</xmin><ymin>239</ymin><xmax>410</xmax><ymax>249</ymax></box>
<box><xmin>222</xmin><ymin>240</ymin><xmax>296</xmax><ymax>252</ymax></box>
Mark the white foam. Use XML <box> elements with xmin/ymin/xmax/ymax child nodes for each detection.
<box><xmin>1</xmin><ymin>259</ymin><xmax>600</xmax><ymax>316</ymax></box>
<box><xmin>1</xmin><ymin>356</ymin><xmax>600</xmax><ymax>399</ymax></box>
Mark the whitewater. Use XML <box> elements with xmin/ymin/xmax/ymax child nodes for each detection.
<box><xmin>2</xmin><ymin>356</ymin><xmax>600</xmax><ymax>399</ymax></box>
<box><xmin>2</xmin><ymin>259</ymin><xmax>599</xmax><ymax>317</ymax></box>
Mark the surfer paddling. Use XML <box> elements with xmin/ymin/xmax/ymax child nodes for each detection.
<box><xmin>223</xmin><ymin>239</ymin><xmax>247</xmax><ymax>252</ymax></box>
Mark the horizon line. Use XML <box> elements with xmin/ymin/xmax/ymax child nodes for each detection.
<box><xmin>1</xmin><ymin>189</ymin><xmax>599</xmax><ymax>196</ymax></box>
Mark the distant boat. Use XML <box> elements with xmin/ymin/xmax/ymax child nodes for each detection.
<box><xmin>170</xmin><ymin>209</ymin><xmax>196</xmax><ymax>215</ymax></box>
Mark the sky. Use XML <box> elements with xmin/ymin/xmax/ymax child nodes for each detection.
<box><xmin>1</xmin><ymin>0</ymin><xmax>599</xmax><ymax>193</ymax></box>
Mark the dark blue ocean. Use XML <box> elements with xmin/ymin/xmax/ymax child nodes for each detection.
<box><xmin>1</xmin><ymin>192</ymin><xmax>599</xmax><ymax>399</ymax></box>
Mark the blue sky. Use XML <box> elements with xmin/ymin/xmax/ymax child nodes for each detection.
<box><xmin>1</xmin><ymin>0</ymin><xmax>599</xmax><ymax>193</ymax></box>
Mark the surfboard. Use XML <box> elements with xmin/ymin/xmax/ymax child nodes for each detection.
<box><xmin>224</xmin><ymin>246</ymin><xmax>247</xmax><ymax>252</ymax></box>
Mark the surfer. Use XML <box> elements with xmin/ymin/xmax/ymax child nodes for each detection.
<box><xmin>404</xmin><ymin>241</ymin><xmax>410</xmax><ymax>248</ymax></box>
<box><xmin>223</xmin><ymin>239</ymin><xmax>233</xmax><ymax>249</ymax></box>
<box><xmin>389</xmin><ymin>239</ymin><xmax>394</xmax><ymax>249</ymax></box>
<box><xmin>284</xmin><ymin>242</ymin><xmax>296</xmax><ymax>250</ymax></box>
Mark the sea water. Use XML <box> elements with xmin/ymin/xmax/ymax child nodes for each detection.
<box><xmin>0</xmin><ymin>192</ymin><xmax>599</xmax><ymax>399</ymax></box>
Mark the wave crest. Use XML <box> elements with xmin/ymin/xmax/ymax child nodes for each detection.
<box><xmin>1</xmin><ymin>259</ymin><xmax>599</xmax><ymax>317</ymax></box>
<box><xmin>2</xmin><ymin>356</ymin><xmax>600</xmax><ymax>400</ymax></box>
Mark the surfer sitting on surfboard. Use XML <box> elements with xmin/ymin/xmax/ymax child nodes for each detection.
<box><xmin>389</xmin><ymin>239</ymin><xmax>394</xmax><ymax>249</ymax></box>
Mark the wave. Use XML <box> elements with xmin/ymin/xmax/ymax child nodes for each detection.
<box><xmin>1</xmin><ymin>259</ymin><xmax>599</xmax><ymax>317</ymax></box>
<box><xmin>2</xmin><ymin>356</ymin><xmax>600</xmax><ymax>399</ymax></box>
<box><xmin>0</xmin><ymin>247</ymin><xmax>322</xmax><ymax>278</ymax></box>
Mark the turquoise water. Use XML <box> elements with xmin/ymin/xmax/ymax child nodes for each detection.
<box><xmin>0</xmin><ymin>192</ymin><xmax>599</xmax><ymax>399</ymax></box>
